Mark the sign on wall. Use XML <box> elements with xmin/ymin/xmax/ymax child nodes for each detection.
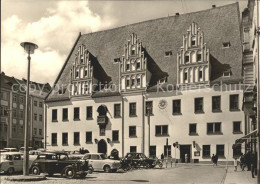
<box><xmin>194</xmin><ymin>151</ymin><xmax>200</xmax><ymax>156</ymax></box>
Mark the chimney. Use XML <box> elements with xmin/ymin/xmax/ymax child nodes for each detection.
<box><xmin>175</xmin><ymin>13</ymin><xmax>180</xmax><ymax>16</ymax></box>
<box><xmin>212</xmin><ymin>5</ymin><xmax>216</xmax><ymax>8</ymax></box>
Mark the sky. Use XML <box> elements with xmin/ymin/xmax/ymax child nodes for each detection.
<box><xmin>1</xmin><ymin>0</ymin><xmax>248</xmax><ymax>85</ymax></box>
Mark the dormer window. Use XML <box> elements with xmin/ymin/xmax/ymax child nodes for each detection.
<box><xmin>223</xmin><ymin>42</ymin><xmax>231</xmax><ymax>48</ymax></box>
<box><xmin>131</xmin><ymin>47</ymin><xmax>136</xmax><ymax>55</ymax></box>
<box><xmin>75</xmin><ymin>70</ymin><xmax>79</xmax><ymax>78</ymax></box>
<box><xmin>84</xmin><ymin>69</ymin><xmax>88</xmax><ymax>77</ymax></box>
<box><xmin>58</xmin><ymin>88</ymin><xmax>66</xmax><ymax>95</ymax></box>
<box><xmin>223</xmin><ymin>69</ymin><xmax>231</xmax><ymax>77</ymax></box>
<box><xmin>126</xmin><ymin>63</ymin><xmax>130</xmax><ymax>71</ymax></box>
<box><xmin>80</xmin><ymin>56</ymin><xmax>84</xmax><ymax>64</ymax></box>
<box><xmin>114</xmin><ymin>58</ymin><xmax>120</xmax><ymax>63</ymax></box>
<box><xmin>131</xmin><ymin>78</ymin><xmax>135</xmax><ymax>87</ymax></box>
<box><xmin>191</xmin><ymin>37</ymin><xmax>196</xmax><ymax>46</ymax></box>
<box><xmin>185</xmin><ymin>55</ymin><xmax>189</xmax><ymax>63</ymax></box>
<box><xmin>165</xmin><ymin>51</ymin><xmax>173</xmax><ymax>57</ymax></box>
<box><xmin>136</xmin><ymin>62</ymin><xmax>141</xmax><ymax>69</ymax></box>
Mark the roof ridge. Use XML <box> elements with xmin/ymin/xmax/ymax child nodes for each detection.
<box><xmin>81</xmin><ymin>2</ymin><xmax>239</xmax><ymax>37</ymax></box>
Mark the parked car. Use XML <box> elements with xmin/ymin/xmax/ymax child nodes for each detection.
<box><xmin>30</xmin><ymin>151</ymin><xmax>89</xmax><ymax>179</ymax></box>
<box><xmin>0</xmin><ymin>152</ymin><xmax>23</xmax><ymax>174</ymax></box>
<box><xmin>81</xmin><ymin>153</ymin><xmax>120</xmax><ymax>173</ymax></box>
<box><xmin>0</xmin><ymin>150</ymin><xmax>8</xmax><ymax>153</ymax></box>
<box><xmin>123</xmin><ymin>153</ymin><xmax>157</xmax><ymax>168</ymax></box>
<box><xmin>3</xmin><ymin>148</ymin><xmax>18</xmax><ymax>152</ymax></box>
<box><xmin>19</xmin><ymin>147</ymin><xmax>33</xmax><ymax>153</ymax></box>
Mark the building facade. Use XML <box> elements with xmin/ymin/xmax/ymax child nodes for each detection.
<box><xmin>0</xmin><ymin>72</ymin><xmax>50</xmax><ymax>149</ymax></box>
<box><xmin>46</xmin><ymin>3</ymin><xmax>246</xmax><ymax>163</ymax></box>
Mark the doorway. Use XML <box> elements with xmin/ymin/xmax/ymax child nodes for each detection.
<box><xmin>180</xmin><ymin>145</ymin><xmax>191</xmax><ymax>163</ymax></box>
<box><xmin>98</xmin><ymin>139</ymin><xmax>107</xmax><ymax>154</ymax></box>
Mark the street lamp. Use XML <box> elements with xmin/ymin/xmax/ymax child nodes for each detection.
<box><xmin>20</xmin><ymin>42</ymin><xmax>38</xmax><ymax>176</ymax></box>
<box><xmin>147</xmin><ymin>105</ymin><xmax>151</xmax><ymax>157</ymax></box>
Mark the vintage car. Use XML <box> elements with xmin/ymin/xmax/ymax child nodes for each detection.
<box><xmin>3</xmin><ymin>148</ymin><xmax>18</xmax><ymax>152</ymax></box>
<box><xmin>0</xmin><ymin>152</ymin><xmax>23</xmax><ymax>174</ymax></box>
<box><xmin>19</xmin><ymin>147</ymin><xmax>33</xmax><ymax>153</ymax></box>
<box><xmin>124</xmin><ymin>153</ymin><xmax>157</xmax><ymax>168</ymax></box>
<box><xmin>81</xmin><ymin>153</ymin><xmax>120</xmax><ymax>173</ymax></box>
<box><xmin>30</xmin><ymin>151</ymin><xmax>89</xmax><ymax>178</ymax></box>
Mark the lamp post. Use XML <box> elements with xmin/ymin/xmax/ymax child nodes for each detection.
<box><xmin>147</xmin><ymin>105</ymin><xmax>151</xmax><ymax>157</ymax></box>
<box><xmin>20</xmin><ymin>42</ymin><xmax>38</xmax><ymax>176</ymax></box>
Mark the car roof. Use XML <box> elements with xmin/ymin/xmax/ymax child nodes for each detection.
<box><xmin>1</xmin><ymin>152</ymin><xmax>22</xmax><ymax>155</ymax></box>
<box><xmin>4</xmin><ymin>148</ymin><xmax>18</xmax><ymax>150</ymax></box>
<box><xmin>85</xmin><ymin>153</ymin><xmax>103</xmax><ymax>155</ymax></box>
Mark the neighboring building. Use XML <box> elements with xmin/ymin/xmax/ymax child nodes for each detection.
<box><xmin>46</xmin><ymin>3</ymin><xmax>245</xmax><ymax>163</ymax></box>
<box><xmin>0</xmin><ymin>72</ymin><xmax>50</xmax><ymax>149</ymax></box>
<box><xmin>238</xmin><ymin>0</ymin><xmax>259</xmax><ymax>154</ymax></box>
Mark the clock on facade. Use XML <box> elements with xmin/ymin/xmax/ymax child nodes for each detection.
<box><xmin>158</xmin><ymin>99</ymin><xmax>167</xmax><ymax>109</ymax></box>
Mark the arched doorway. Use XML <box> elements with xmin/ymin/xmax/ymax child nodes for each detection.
<box><xmin>98</xmin><ymin>139</ymin><xmax>107</xmax><ymax>154</ymax></box>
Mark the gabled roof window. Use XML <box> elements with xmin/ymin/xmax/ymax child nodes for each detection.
<box><xmin>223</xmin><ymin>42</ymin><xmax>231</xmax><ymax>48</ymax></box>
<box><xmin>114</xmin><ymin>58</ymin><xmax>120</xmax><ymax>63</ymax></box>
<box><xmin>165</xmin><ymin>51</ymin><xmax>172</xmax><ymax>57</ymax></box>
<box><xmin>223</xmin><ymin>68</ymin><xmax>232</xmax><ymax>77</ymax></box>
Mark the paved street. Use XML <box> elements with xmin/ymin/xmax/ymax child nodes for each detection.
<box><xmin>0</xmin><ymin>164</ymin><xmax>233</xmax><ymax>184</ymax></box>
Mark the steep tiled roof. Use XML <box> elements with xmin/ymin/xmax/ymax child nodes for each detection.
<box><xmin>47</xmin><ymin>3</ymin><xmax>243</xmax><ymax>101</ymax></box>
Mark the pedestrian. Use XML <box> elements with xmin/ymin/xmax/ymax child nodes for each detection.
<box><xmin>215</xmin><ymin>154</ymin><xmax>219</xmax><ymax>166</ymax></box>
<box><xmin>245</xmin><ymin>151</ymin><xmax>251</xmax><ymax>171</ymax></box>
<box><xmin>251</xmin><ymin>152</ymin><xmax>257</xmax><ymax>178</ymax></box>
<box><xmin>211</xmin><ymin>154</ymin><xmax>215</xmax><ymax>166</ymax></box>
<box><xmin>234</xmin><ymin>157</ymin><xmax>238</xmax><ymax>172</ymax></box>
<box><xmin>240</xmin><ymin>153</ymin><xmax>245</xmax><ymax>171</ymax></box>
<box><xmin>185</xmin><ymin>153</ymin><xmax>188</xmax><ymax>163</ymax></box>
<box><xmin>161</xmin><ymin>153</ymin><xmax>164</xmax><ymax>163</ymax></box>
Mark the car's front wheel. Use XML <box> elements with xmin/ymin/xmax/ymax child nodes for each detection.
<box><xmin>104</xmin><ymin>165</ymin><xmax>111</xmax><ymax>173</ymax></box>
<box><xmin>7</xmin><ymin>167</ymin><xmax>14</xmax><ymax>175</ymax></box>
<box><xmin>64</xmin><ymin>167</ymin><xmax>76</xmax><ymax>179</ymax></box>
<box><xmin>31</xmin><ymin>166</ymin><xmax>41</xmax><ymax>175</ymax></box>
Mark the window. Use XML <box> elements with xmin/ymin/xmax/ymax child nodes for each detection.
<box><xmin>74</xmin><ymin>132</ymin><xmax>80</xmax><ymax>145</ymax></box>
<box><xmin>216</xmin><ymin>145</ymin><xmax>225</xmax><ymax>157</ymax></box>
<box><xmin>126</xmin><ymin>79</ymin><xmax>130</xmax><ymax>87</ymax></box>
<box><xmin>39</xmin><ymin>102</ymin><xmax>43</xmax><ymax>108</ymax></box>
<box><xmin>172</xmin><ymin>100</ymin><xmax>181</xmax><ymax>114</ymax></box>
<box><xmin>223</xmin><ymin>42</ymin><xmax>231</xmax><ymax>48</ymax></box>
<box><xmin>76</xmin><ymin>71</ymin><xmax>79</xmax><ymax>78</ymax></box>
<box><xmin>86</xmin><ymin>106</ymin><xmax>93</xmax><ymax>119</ymax></box>
<box><xmin>12</xmin><ymin>126</ymin><xmax>17</xmax><ymax>133</ymax></box>
<box><xmin>149</xmin><ymin>146</ymin><xmax>156</xmax><ymax>158</ymax></box>
<box><xmin>20</xmin><ymin>110</ymin><xmax>24</xmax><ymax>119</ymax></box>
<box><xmin>13</xmin><ymin>109</ymin><xmax>17</xmax><ymax>118</ymax></box>
<box><xmin>62</xmin><ymin>108</ymin><xmax>68</xmax><ymax>121</ymax></box>
<box><xmin>131</xmin><ymin>48</ymin><xmax>135</xmax><ymax>55</ymax></box>
<box><xmin>185</xmin><ymin>55</ymin><xmax>189</xmax><ymax>63</ymax></box>
<box><xmin>39</xmin><ymin>129</ymin><xmax>42</xmax><ymax>136</ymax></box>
<box><xmin>74</xmin><ymin>107</ymin><xmax>80</xmax><ymax>120</ymax></box>
<box><xmin>197</xmin><ymin>53</ymin><xmax>202</xmax><ymax>62</ymax></box>
<box><xmin>34</xmin><ymin>101</ymin><xmax>37</xmax><ymax>106</ymax></box>
<box><xmin>13</xmin><ymin>95</ymin><xmax>17</xmax><ymax>102</ymax></box>
<box><xmin>145</xmin><ymin>101</ymin><xmax>153</xmax><ymax>115</ymax></box>
<box><xmin>233</xmin><ymin>144</ymin><xmax>241</xmax><ymax>157</ymax></box>
<box><xmin>20</xmin><ymin>96</ymin><xmax>24</xmax><ymax>104</ymax></box>
<box><xmin>164</xmin><ymin>145</ymin><xmax>171</xmax><ymax>156</ymax></box>
<box><xmin>129</xmin><ymin>126</ymin><xmax>136</xmax><ymax>137</ymax></box>
<box><xmin>52</xmin><ymin>109</ymin><xmax>57</xmax><ymax>122</ymax></box>
<box><xmin>51</xmin><ymin>133</ymin><xmax>57</xmax><ymax>146</ymax></box>
<box><xmin>0</xmin><ymin>106</ymin><xmax>7</xmax><ymax>116</ymax></box>
<box><xmin>39</xmin><ymin>114</ymin><xmax>43</xmax><ymax>121</ymax></box>
<box><xmin>34</xmin><ymin>128</ymin><xmax>37</xmax><ymax>135</ymax></box>
<box><xmin>34</xmin><ymin>113</ymin><xmax>37</xmax><ymax>121</ymax></box>
<box><xmin>114</xmin><ymin>104</ymin><xmax>121</xmax><ymax>117</ymax></box>
<box><xmin>202</xmin><ymin>145</ymin><xmax>210</xmax><ymax>157</ymax></box>
<box><xmin>131</xmin><ymin>78</ymin><xmax>135</xmax><ymax>86</ymax></box>
<box><xmin>84</xmin><ymin>69</ymin><xmax>88</xmax><ymax>77</ymax></box>
<box><xmin>233</xmin><ymin>121</ymin><xmax>242</xmax><ymax>133</ymax></box>
<box><xmin>189</xmin><ymin>124</ymin><xmax>197</xmax><ymax>135</ymax></box>
<box><xmin>199</xmin><ymin>71</ymin><xmax>203</xmax><ymax>79</ymax></box>
<box><xmin>212</xmin><ymin>96</ymin><xmax>221</xmax><ymax>112</ymax></box>
<box><xmin>191</xmin><ymin>40</ymin><xmax>195</xmax><ymax>46</ymax></box>
<box><xmin>136</xmin><ymin>62</ymin><xmax>141</xmax><ymax>69</ymax></box>
<box><xmin>86</xmin><ymin>132</ymin><xmax>92</xmax><ymax>143</ymax></box>
<box><xmin>100</xmin><ymin>126</ymin><xmax>105</xmax><ymax>136</ymax></box>
<box><xmin>165</xmin><ymin>51</ymin><xmax>172</xmax><ymax>57</ymax></box>
<box><xmin>129</xmin><ymin>103</ymin><xmax>136</xmax><ymax>116</ymax></box>
<box><xmin>194</xmin><ymin>97</ymin><xmax>203</xmax><ymax>113</ymax></box>
<box><xmin>130</xmin><ymin>146</ymin><xmax>137</xmax><ymax>153</ymax></box>
<box><xmin>114</xmin><ymin>58</ymin><xmax>120</xmax><ymax>63</ymax></box>
<box><xmin>126</xmin><ymin>64</ymin><xmax>130</xmax><ymax>71</ymax></box>
<box><xmin>184</xmin><ymin>72</ymin><xmax>188</xmax><ymax>80</ymax></box>
<box><xmin>84</xmin><ymin>84</ymin><xmax>89</xmax><ymax>92</ymax></box>
<box><xmin>223</xmin><ymin>69</ymin><xmax>231</xmax><ymax>77</ymax></box>
<box><xmin>207</xmin><ymin>122</ymin><xmax>221</xmax><ymax>134</ymax></box>
<box><xmin>112</xmin><ymin>130</ymin><xmax>119</xmax><ymax>142</ymax></box>
<box><xmin>155</xmin><ymin>125</ymin><xmax>168</xmax><ymax>136</ymax></box>
<box><xmin>230</xmin><ymin>94</ymin><xmax>239</xmax><ymax>111</ymax></box>
<box><xmin>62</xmin><ymin>133</ymin><xmax>68</xmax><ymax>145</ymax></box>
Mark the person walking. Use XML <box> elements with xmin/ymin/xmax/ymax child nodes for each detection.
<box><xmin>215</xmin><ymin>154</ymin><xmax>219</xmax><ymax>166</ymax></box>
<box><xmin>185</xmin><ymin>153</ymin><xmax>188</xmax><ymax>163</ymax></box>
<box><xmin>161</xmin><ymin>153</ymin><xmax>165</xmax><ymax>163</ymax></box>
<box><xmin>251</xmin><ymin>152</ymin><xmax>257</xmax><ymax>178</ymax></box>
<box><xmin>234</xmin><ymin>157</ymin><xmax>238</xmax><ymax>172</ymax></box>
<box><xmin>211</xmin><ymin>154</ymin><xmax>215</xmax><ymax>166</ymax></box>
<box><xmin>240</xmin><ymin>153</ymin><xmax>245</xmax><ymax>171</ymax></box>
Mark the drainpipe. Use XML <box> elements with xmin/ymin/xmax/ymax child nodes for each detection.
<box><xmin>142</xmin><ymin>92</ymin><xmax>145</xmax><ymax>154</ymax></box>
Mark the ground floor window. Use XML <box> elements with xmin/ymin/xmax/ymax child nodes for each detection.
<box><xmin>130</xmin><ymin>146</ymin><xmax>137</xmax><ymax>153</ymax></box>
<box><xmin>86</xmin><ymin>132</ymin><xmax>92</xmax><ymax>143</ymax></box>
<box><xmin>51</xmin><ymin>133</ymin><xmax>57</xmax><ymax>146</ymax></box>
<box><xmin>202</xmin><ymin>145</ymin><xmax>210</xmax><ymax>157</ymax></box>
<box><xmin>164</xmin><ymin>145</ymin><xmax>171</xmax><ymax>156</ymax></box>
<box><xmin>216</xmin><ymin>145</ymin><xmax>225</xmax><ymax>157</ymax></box>
<box><xmin>149</xmin><ymin>146</ymin><xmax>156</xmax><ymax>158</ymax></box>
